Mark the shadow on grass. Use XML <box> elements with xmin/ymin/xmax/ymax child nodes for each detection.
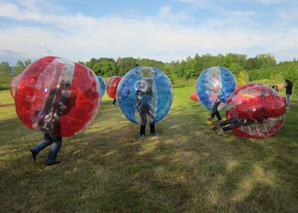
<box><xmin>1</xmin><ymin>91</ymin><xmax>298</xmax><ymax>211</ymax></box>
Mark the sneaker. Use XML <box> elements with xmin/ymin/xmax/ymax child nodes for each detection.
<box><xmin>217</xmin><ymin>129</ymin><xmax>224</xmax><ymax>136</ymax></box>
<box><xmin>29</xmin><ymin>149</ymin><xmax>37</xmax><ymax>162</ymax></box>
<box><xmin>151</xmin><ymin>132</ymin><xmax>160</xmax><ymax>136</ymax></box>
<box><xmin>140</xmin><ymin>134</ymin><xmax>146</xmax><ymax>139</ymax></box>
<box><xmin>46</xmin><ymin>161</ymin><xmax>61</xmax><ymax>166</ymax></box>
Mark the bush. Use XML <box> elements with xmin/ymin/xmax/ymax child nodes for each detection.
<box><xmin>0</xmin><ymin>84</ymin><xmax>9</xmax><ymax>90</ymax></box>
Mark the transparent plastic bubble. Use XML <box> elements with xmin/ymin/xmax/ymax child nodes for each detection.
<box><xmin>116</xmin><ymin>66</ymin><xmax>173</xmax><ymax>125</ymax></box>
<box><xmin>196</xmin><ymin>66</ymin><xmax>237</xmax><ymax>110</ymax></box>
<box><xmin>97</xmin><ymin>76</ymin><xmax>106</xmax><ymax>97</ymax></box>
<box><xmin>226</xmin><ymin>83</ymin><xmax>286</xmax><ymax>138</ymax></box>
<box><xmin>9</xmin><ymin>74</ymin><xmax>21</xmax><ymax>99</ymax></box>
<box><xmin>15</xmin><ymin>56</ymin><xmax>101</xmax><ymax>137</ymax></box>
<box><xmin>106</xmin><ymin>76</ymin><xmax>122</xmax><ymax>99</ymax></box>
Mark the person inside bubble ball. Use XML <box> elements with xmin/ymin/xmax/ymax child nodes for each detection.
<box><xmin>212</xmin><ymin>100</ymin><xmax>267</xmax><ymax>135</ymax></box>
<box><xmin>212</xmin><ymin>116</ymin><xmax>265</xmax><ymax>136</ymax></box>
<box><xmin>112</xmin><ymin>83</ymin><xmax>118</xmax><ymax>106</ymax></box>
<box><xmin>135</xmin><ymin>79</ymin><xmax>159</xmax><ymax>139</ymax></box>
<box><xmin>207</xmin><ymin>74</ymin><xmax>223</xmax><ymax>126</ymax></box>
<box><xmin>272</xmin><ymin>85</ymin><xmax>278</xmax><ymax>92</ymax></box>
<box><xmin>30</xmin><ymin>80</ymin><xmax>76</xmax><ymax>166</ymax></box>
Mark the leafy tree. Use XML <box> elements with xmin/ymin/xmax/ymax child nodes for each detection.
<box><xmin>0</xmin><ymin>62</ymin><xmax>10</xmax><ymax>76</ymax></box>
<box><xmin>184</xmin><ymin>58</ymin><xmax>194</xmax><ymax>80</ymax></box>
<box><xmin>136</xmin><ymin>58</ymin><xmax>164</xmax><ymax>70</ymax></box>
<box><xmin>229</xmin><ymin>63</ymin><xmax>243</xmax><ymax>77</ymax></box>
<box><xmin>244</xmin><ymin>57</ymin><xmax>262</xmax><ymax>70</ymax></box>
<box><xmin>241</xmin><ymin>70</ymin><xmax>250</xmax><ymax>83</ymax></box>
<box><xmin>78</xmin><ymin>61</ymin><xmax>85</xmax><ymax>65</ymax></box>
<box><xmin>274</xmin><ymin>72</ymin><xmax>284</xmax><ymax>83</ymax></box>
<box><xmin>117</xmin><ymin>57</ymin><xmax>138</xmax><ymax>76</ymax></box>
<box><xmin>163</xmin><ymin>63</ymin><xmax>175</xmax><ymax>85</ymax></box>
<box><xmin>24</xmin><ymin>59</ymin><xmax>31</xmax><ymax>68</ymax></box>
<box><xmin>257</xmin><ymin>53</ymin><xmax>276</xmax><ymax>67</ymax></box>
<box><xmin>177</xmin><ymin>60</ymin><xmax>186</xmax><ymax>79</ymax></box>
<box><xmin>192</xmin><ymin>54</ymin><xmax>203</xmax><ymax>78</ymax></box>
<box><xmin>15</xmin><ymin>60</ymin><xmax>25</xmax><ymax>74</ymax></box>
<box><xmin>91</xmin><ymin>58</ymin><xmax>117</xmax><ymax>76</ymax></box>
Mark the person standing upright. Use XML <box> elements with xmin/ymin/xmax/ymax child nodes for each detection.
<box><xmin>285</xmin><ymin>79</ymin><xmax>293</xmax><ymax>109</ymax></box>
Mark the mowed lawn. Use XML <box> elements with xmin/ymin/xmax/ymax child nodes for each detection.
<box><xmin>0</xmin><ymin>88</ymin><xmax>297</xmax><ymax>212</ymax></box>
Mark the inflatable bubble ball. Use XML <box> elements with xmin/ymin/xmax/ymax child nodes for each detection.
<box><xmin>15</xmin><ymin>56</ymin><xmax>101</xmax><ymax>137</ymax></box>
<box><xmin>10</xmin><ymin>74</ymin><xmax>21</xmax><ymax>99</ymax></box>
<box><xmin>97</xmin><ymin>76</ymin><xmax>106</xmax><ymax>97</ymax></box>
<box><xmin>226</xmin><ymin>83</ymin><xmax>286</xmax><ymax>138</ymax></box>
<box><xmin>116</xmin><ymin>66</ymin><xmax>173</xmax><ymax>125</ymax></box>
<box><xmin>196</xmin><ymin>66</ymin><xmax>237</xmax><ymax>110</ymax></box>
<box><xmin>106</xmin><ymin>76</ymin><xmax>122</xmax><ymax>99</ymax></box>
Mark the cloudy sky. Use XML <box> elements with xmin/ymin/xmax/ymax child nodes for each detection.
<box><xmin>0</xmin><ymin>0</ymin><xmax>298</xmax><ymax>65</ymax></box>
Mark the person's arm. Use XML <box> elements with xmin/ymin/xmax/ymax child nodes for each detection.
<box><xmin>61</xmin><ymin>92</ymin><xmax>76</xmax><ymax>115</ymax></box>
<box><xmin>210</xmin><ymin>82</ymin><xmax>220</xmax><ymax>92</ymax></box>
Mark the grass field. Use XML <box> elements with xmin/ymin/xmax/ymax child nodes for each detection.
<box><xmin>0</xmin><ymin>88</ymin><xmax>297</xmax><ymax>212</ymax></box>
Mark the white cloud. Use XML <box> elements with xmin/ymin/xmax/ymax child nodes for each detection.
<box><xmin>0</xmin><ymin>2</ymin><xmax>22</xmax><ymax>20</ymax></box>
<box><xmin>226</xmin><ymin>10</ymin><xmax>255</xmax><ymax>16</ymax></box>
<box><xmin>1</xmin><ymin>1</ymin><xmax>298</xmax><ymax>64</ymax></box>
<box><xmin>178</xmin><ymin>0</ymin><xmax>201</xmax><ymax>4</ymax></box>
<box><xmin>250</xmin><ymin>0</ymin><xmax>283</xmax><ymax>4</ymax></box>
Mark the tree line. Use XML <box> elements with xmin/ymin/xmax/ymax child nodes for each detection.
<box><xmin>80</xmin><ymin>53</ymin><xmax>297</xmax><ymax>88</ymax></box>
<box><xmin>1</xmin><ymin>53</ymin><xmax>297</xmax><ymax>88</ymax></box>
<box><xmin>0</xmin><ymin>60</ymin><xmax>31</xmax><ymax>76</ymax></box>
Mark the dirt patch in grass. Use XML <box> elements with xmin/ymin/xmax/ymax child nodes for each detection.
<box><xmin>0</xmin><ymin>103</ymin><xmax>14</xmax><ymax>108</ymax></box>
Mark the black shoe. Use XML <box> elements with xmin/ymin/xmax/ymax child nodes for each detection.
<box><xmin>46</xmin><ymin>161</ymin><xmax>61</xmax><ymax>166</ymax></box>
<box><xmin>29</xmin><ymin>149</ymin><xmax>37</xmax><ymax>162</ymax></box>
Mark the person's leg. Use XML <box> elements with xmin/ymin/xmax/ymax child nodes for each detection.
<box><xmin>150</xmin><ymin>124</ymin><xmax>159</xmax><ymax>136</ymax></box>
<box><xmin>149</xmin><ymin>124</ymin><xmax>155</xmax><ymax>133</ymax></box>
<box><xmin>30</xmin><ymin>133</ymin><xmax>53</xmax><ymax>161</ymax></box>
<box><xmin>217</xmin><ymin>117</ymin><xmax>241</xmax><ymax>135</ymax></box>
<box><xmin>140</xmin><ymin>125</ymin><xmax>146</xmax><ymax>139</ymax></box>
<box><xmin>112</xmin><ymin>99</ymin><xmax>116</xmax><ymax>106</ymax></box>
<box><xmin>46</xmin><ymin>134</ymin><xmax>62</xmax><ymax>165</ymax></box>
<box><xmin>219</xmin><ymin>118</ymin><xmax>235</xmax><ymax>127</ymax></box>
<box><xmin>140</xmin><ymin>104</ymin><xmax>149</xmax><ymax>126</ymax></box>
<box><xmin>210</xmin><ymin>100</ymin><xmax>221</xmax><ymax>119</ymax></box>
<box><xmin>140</xmin><ymin>104</ymin><xmax>151</xmax><ymax>138</ymax></box>
<box><xmin>215</xmin><ymin>111</ymin><xmax>222</xmax><ymax>121</ymax></box>
<box><xmin>286</xmin><ymin>94</ymin><xmax>291</xmax><ymax>107</ymax></box>
<box><xmin>222</xmin><ymin>122</ymin><xmax>239</xmax><ymax>131</ymax></box>
<box><xmin>140</xmin><ymin>125</ymin><xmax>146</xmax><ymax>135</ymax></box>
<box><xmin>213</xmin><ymin>116</ymin><xmax>238</xmax><ymax>131</ymax></box>
<box><xmin>222</xmin><ymin>119</ymin><xmax>254</xmax><ymax>132</ymax></box>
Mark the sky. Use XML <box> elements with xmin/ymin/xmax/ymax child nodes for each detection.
<box><xmin>1</xmin><ymin>0</ymin><xmax>298</xmax><ymax>65</ymax></box>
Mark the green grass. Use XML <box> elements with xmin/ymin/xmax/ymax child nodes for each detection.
<box><xmin>0</xmin><ymin>88</ymin><xmax>298</xmax><ymax>212</ymax></box>
<box><xmin>0</xmin><ymin>90</ymin><xmax>14</xmax><ymax>105</ymax></box>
